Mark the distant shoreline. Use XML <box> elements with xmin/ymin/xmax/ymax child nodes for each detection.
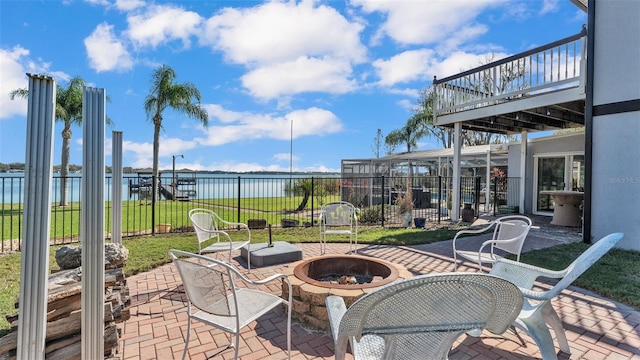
<box><xmin>0</xmin><ymin>164</ymin><xmax>340</xmax><ymax>176</ymax></box>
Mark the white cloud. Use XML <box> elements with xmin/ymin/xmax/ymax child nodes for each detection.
<box><xmin>197</xmin><ymin>105</ymin><xmax>342</xmax><ymax>146</ymax></box>
<box><xmin>84</xmin><ymin>22</ymin><xmax>134</xmax><ymax>72</ymax></box>
<box><xmin>199</xmin><ymin>1</ymin><xmax>368</xmax><ymax>101</ymax></box>
<box><xmin>351</xmin><ymin>0</ymin><xmax>501</xmax><ymax>46</ymax></box>
<box><xmin>241</xmin><ymin>57</ymin><xmax>357</xmax><ymax>99</ymax></box>
<box><xmin>114</xmin><ymin>0</ymin><xmax>145</xmax><ymax>12</ymax></box>
<box><xmin>201</xmin><ymin>1</ymin><xmax>367</xmax><ymax>65</ymax></box>
<box><xmin>84</xmin><ymin>0</ymin><xmax>111</xmax><ymax>6</ymax></box>
<box><xmin>273</xmin><ymin>152</ymin><xmax>299</xmax><ymax>162</ymax></box>
<box><xmin>0</xmin><ymin>46</ymin><xmax>30</xmax><ymax>119</ymax></box>
<box><xmin>540</xmin><ymin>0</ymin><xmax>560</xmax><ymax>15</ymax></box>
<box><xmin>396</xmin><ymin>99</ymin><xmax>416</xmax><ymax>113</ymax></box>
<box><xmin>373</xmin><ymin>49</ymin><xmax>435</xmax><ymax>86</ymax></box>
<box><xmin>429</xmin><ymin>51</ymin><xmax>509</xmax><ymax>80</ymax></box>
<box><xmin>0</xmin><ymin>46</ymin><xmax>70</xmax><ymax>119</ymax></box>
<box><xmin>126</xmin><ymin>4</ymin><xmax>203</xmax><ymax>49</ymax></box>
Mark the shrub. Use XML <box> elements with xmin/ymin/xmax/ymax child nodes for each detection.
<box><xmin>359</xmin><ymin>205</ymin><xmax>383</xmax><ymax>225</ymax></box>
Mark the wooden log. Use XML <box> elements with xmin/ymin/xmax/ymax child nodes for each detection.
<box><xmin>45</xmin><ymin>337</ymin><xmax>80</xmax><ymax>360</ymax></box>
<box><xmin>1</xmin><ymin>308</ymin><xmax>120</xmax><ymax>356</ymax></box>
<box><xmin>1</xmin><ymin>265</ymin><xmax>129</xmax><ymax>359</ymax></box>
<box><xmin>45</xmin><ymin>310</ymin><xmax>82</xmax><ymax>342</ymax></box>
<box><xmin>44</xmin><ymin>323</ymin><xmax>118</xmax><ymax>360</ymax></box>
<box><xmin>44</xmin><ymin>334</ymin><xmax>80</xmax><ymax>358</ymax></box>
<box><xmin>47</xmin><ymin>293</ymin><xmax>82</xmax><ymax>322</ymax></box>
<box><xmin>0</xmin><ymin>332</ymin><xmax>17</xmax><ymax>355</ymax></box>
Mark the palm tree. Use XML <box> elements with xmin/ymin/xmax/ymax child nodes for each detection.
<box><xmin>143</xmin><ymin>65</ymin><xmax>208</xmax><ymax>200</ymax></box>
<box><xmin>11</xmin><ymin>76</ymin><xmax>89</xmax><ymax>206</ymax></box>
<box><xmin>385</xmin><ymin>114</ymin><xmax>428</xmax><ymax>217</ymax></box>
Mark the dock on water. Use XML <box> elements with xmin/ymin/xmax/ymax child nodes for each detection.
<box><xmin>159</xmin><ymin>184</ymin><xmax>190</xmax><ymax>201</ymax></box>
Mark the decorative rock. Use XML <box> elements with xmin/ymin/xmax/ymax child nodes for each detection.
<box><xmin>55</xmin><ymin>243</ymin><xmax>129</xmax><ymax>270</ymax></box>
<box><xmin>105</xmin><ymin>243</ymin><xmax>129</xmax><ymax>269</ymax></box>
<box><xmin>55</xmin><ymin>246</ymin><xmax>82</xmax><ymax>270</ymax></box>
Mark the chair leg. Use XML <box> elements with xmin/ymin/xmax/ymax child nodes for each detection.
<box><xmin>286</xmin><ymin>302</ymin><xmax>292</xmax><ymax>359</ymax></box>
<box><xmin>334</xmin><ymin>337</ymin><xmax>349</xmax><ymax>360</ymax></box>
<box><xmin>233</xmin><ymin>331</ymin><xmax>240</xmax><ymax>359</ymax></box>
<box><xmin>453</xmin><ymin>252</ymin><xmax>459</xmax><ymax>271</ymax></box>
<box><xmin>515</xmin><ymin>314</ymin><xmax>559</xmax><ymax>360</ymax></box>
<box><xmin>182</xmin><ymin>316</ymin><xmax>192</xmax><ymax>360</ymax></box>
<box><xmin>542</xmin><ymin>303</ymin><xmax>571</xmax><ymax>354</ymax></box>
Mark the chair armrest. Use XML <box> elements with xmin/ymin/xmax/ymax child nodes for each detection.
<box><xmin>219</xmin><ymin>219</ymin><xmax>250</xmax><ymax>230</ymax></box>
<box><xmin>325</xmin><ymin>295</ymin><xmax>347</xmax><ymax>342</ymax></box>
<box><xmin>192</xmin><ymin>223</ymin><xmax>234</xmax><ymax>240</ymax></box>
<box><xmin>235</xmin><ymin>271</ymin><xmax>289</xmax><ymax>287</ymax></box>
<box><xmin>452</xmin><ymin>222</ymin><xmax>496</xmax><ymax>251</ymax></box>
<box><xmin>211</xmin><ymin>212</ymin><xmax>251</xmax><ymax>230</ymax></box>
<box><xmin>490</xmin><ymin>258</ymin><xmax>568</xmax><ymax>300</ymax></box>
<box><xmin>453</xmin><ymin>222</ymin><xmax>496</xmax><ymax>239</ymax></box>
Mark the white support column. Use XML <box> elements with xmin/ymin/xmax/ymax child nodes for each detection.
<box><xmin>111</xmin><ymin>131</ymin><xmax>123</xmax><ymax>244</ymax></box>
<box><xmin>520</xmin><ymin>132</ymin><xmax>527</xmax><ymax>214</ymax></box>
<box><xmin>452</xmin><ymin>123</ymin><xmax>462</xmax><ymax>220</ymax></box>
<box><xmin>17</xmin><ymin>74</ymin><xmax>56</xmax><ymax>360</ymax></box>
<box><xmin>485</xmin><ymin>150</ymin><xmax>491</xmax><ymax>214</ymax></box>
<box><xmin>81</xmin><ymin>87</ymin><xmax>106</xmax><ymax>359</ymax></box>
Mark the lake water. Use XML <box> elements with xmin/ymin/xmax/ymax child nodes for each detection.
<box><xmin>0</xmin><ymin>172</ymin><xmax>340</xmax><ymax>203</ymax></box>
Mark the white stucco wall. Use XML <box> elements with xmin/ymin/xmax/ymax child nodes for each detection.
<box><xmin>592</xmin><ymin>0</ymin><xmax>640</xmax><ymax>251</ymax></box>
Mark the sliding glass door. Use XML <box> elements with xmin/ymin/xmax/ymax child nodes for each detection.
<box><xmin>534</xmin><ymin>154</ymin><xmax>584</xmax><ymax>214</ymax></box>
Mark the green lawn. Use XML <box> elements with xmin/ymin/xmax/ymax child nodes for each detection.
<box><xmin>1</xmin><ymin>227</ymin><xmax>638</xmax><ymax>338</ymax></box>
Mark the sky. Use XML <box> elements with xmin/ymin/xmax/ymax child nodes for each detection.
<box><xmin>0</xmin><ymin>0</ymin><xmax>586</xmax><ymax>173</ymax></box>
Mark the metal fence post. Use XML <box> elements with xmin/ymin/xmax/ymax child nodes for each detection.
<box><xmin>111</xmin><ymin>131</ymin><xmax>123</xmax><ymax>244</ymax></box>
<box><xmin>237</xmin><ymin>176</ymin><xmax>241</xmax><ymax>223</ymax></box>
<box><xmin>381</xmin><ymin>176</ymin><xmax>385</xmax><ymax>227</ymax></box>
<box><xmin>151</xmin><ymin>175</ymin><xmax>156</xmax><ymax>235</ymax></box>
<box><xmin>311</xmin><ymin>177</ymin><xmax>315</xmax><ymax>224</ymax></box>
<box><xmin>475</xmin><ymin>176</ymin><xmax>481</xmax><ymax>217</ymax></box>
<box><xmin>437</xmin><ymin>176</ymin><xmax>443</xmax><ymax>223</ymax></box>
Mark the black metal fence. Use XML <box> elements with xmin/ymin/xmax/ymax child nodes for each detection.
<box><xmin>0</xmin><ymin>174</ymin><xmax>519</xmax><ymax>252</ymax></box>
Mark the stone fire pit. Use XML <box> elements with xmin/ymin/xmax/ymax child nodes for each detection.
<box><xmin>281</xmin><ymin>255</ymin><xmax>412</xmax><ymax>330</ymax></box>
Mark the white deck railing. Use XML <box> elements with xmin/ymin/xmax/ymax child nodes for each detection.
<box><xmin>434</xmin><ymin>27</ymin><xmax>587</xmax><ymax>118</ymax></box>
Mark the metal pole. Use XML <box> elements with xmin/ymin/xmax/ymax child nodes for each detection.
<box><xmin>18</xmin><ymin>74</ymin><xmax>56</xmax><ymax>360</ymax></box>
<box><xmin>81</xmin><ymin>86</ymin><xmax>106</xmax><ymax>359</ymax></box>
<box><xmin>289</xmin><ymin>119</ymin><xmax>293</xmax><ymax>192</ymax></box>
<box><xmin>172</xmin><ymin>154</ymin><xmax>183</xmax><ymax>197</ymax></box>
<box><xmin>112</xmin><ymin>131</ymin><xmax>123</xmax><ymax>244</ymax></box>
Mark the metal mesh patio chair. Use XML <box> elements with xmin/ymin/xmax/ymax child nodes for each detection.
<box><xmin>452</xmin><ymin>215</ymin><xmax>532</xmax><ymax>271</ymax></box>
<box><xmin>490</xmin><ymin>232</ymin><xmax>623</xmax><ymax>360</ymax></box>
<box><xmin>326</xmin><ymin>273</ymin><xmax>523</xmax><ymax>360</ymax></box>
<box><xmin>319</xmin><ymin>201</ymin><xmax>358</xmax><ymax>254</ymax></box>
<box><xmin>169</xmin><ymin>249</ymin><xmax>292</xmax><ymax>360</ymax></box>
<box><xmin>188</xmin><ymin>208</ymin><xmax>251</xmax><ymax>269</ymax></box>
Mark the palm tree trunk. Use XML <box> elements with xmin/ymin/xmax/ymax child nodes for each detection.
<box><xmin>296</xmin><ymin>191</ymin><xmax>310</xmax><ymax>211</ymax></box>
<box><xmin>59</xmin><ymin>127</ymin><xmax>71</xmax><ymax>207</ymax></box>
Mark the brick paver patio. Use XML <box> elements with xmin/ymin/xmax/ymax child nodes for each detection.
<box><xmin>118</xmin><ymin>222</ymin><xmax>640</xmax><ymax>359</ymax></box>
